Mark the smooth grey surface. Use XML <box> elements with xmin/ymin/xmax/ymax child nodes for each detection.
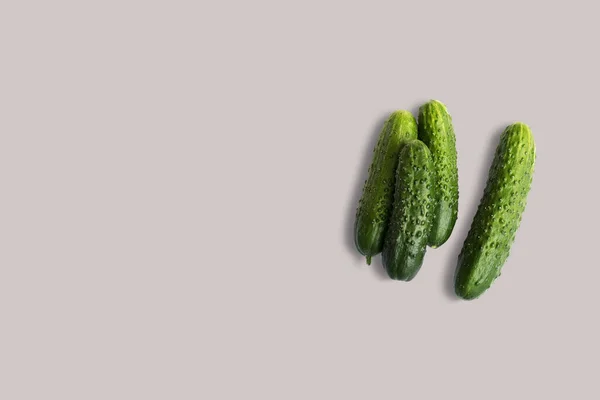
<box><xmin>1</xmin><ymin>1</ymin><xmax>598</xmax><ymax>399</ymax></box>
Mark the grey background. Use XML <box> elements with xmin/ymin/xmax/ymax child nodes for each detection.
<box><xmin>1</xmin><ymin>1</ymin><xmax>598</xmax><ymax>399</ymax></box>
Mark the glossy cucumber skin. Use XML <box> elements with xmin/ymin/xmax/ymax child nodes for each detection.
<box><xmin>455</xmin><ymin>123</ymin><xmax>536</xmax><ymax>300</ymax></box>
<box><xmin>382</xmin><ymin>140</ymin><xmax>436</xmax><ymax>281</ymax></box>
<box><xmin>354</xmin><ymin>111</ymin><xmax>418</xmax><ymax>264</ymax></box>
<box><xmin>417</xmin><ymin>100</ymin><xmax>459</xmax><ymax>248</ymax></box>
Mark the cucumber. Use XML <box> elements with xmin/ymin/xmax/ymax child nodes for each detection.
<box><xmin>354</xmin><ymin>111</ymin><xmax>418</xmax><ymax>264</ymax></box>
<box><xmin>455</xmin><ymin>122</ymin><xmax>536</xmax><ymax>300</ymax></box>
<box><xmin>417</xmin><ymin>100</ymin><xmax>459</xmax><ymax>248</ymax></box>
<box><xmin>382</xmin><ymin>140</ymin><xmax>436</xmax><ymax>281</ymax></box>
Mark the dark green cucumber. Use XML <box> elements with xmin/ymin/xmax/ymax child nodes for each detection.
<box><xmin>455</xmin><ymin>122</ymin><xmax>536</xmax><ymax>300</ymax></box>
<box><xmin>417</xmin><ymin>100</ymin><xmax>459</xmax><ymax>248</ymax></box>
<box><xmin>354</xmin><ymin>111</ymin><xmax>418</xmax><ymax>264</ymax></box>
<box><xmin>382</xmin><ymin>140</ymin><xmax>436</xmax><ymax>281</ymax></box>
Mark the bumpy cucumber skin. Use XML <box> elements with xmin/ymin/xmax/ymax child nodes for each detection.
<box><xmin>455</xmin><ymin>123</ymin><xmax>536</xmax><ymax>300</ymax></box>
<box><xmin>382</xmin><ymin>140</ymin><xmax>436</xmax><ymax>281</ymax></box>
<box><xmin>417</xmin><ymin>100</ymin><xmax>459</xmax><ymax>248</ymax></box>
<box><xmin>355</xmin><ymin>111</ymin><xmax>418</xmax><ymax>264</ymax></box>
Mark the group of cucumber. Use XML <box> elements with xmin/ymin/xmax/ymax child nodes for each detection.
<box><xmin>354</xmin><ymin>100</ymin><xmax>535</xmax><ymax>300</ymax></box>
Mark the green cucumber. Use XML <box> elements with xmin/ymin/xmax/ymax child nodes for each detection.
<box><xmin>455</xmin><ymin>122</ymin><xmax>536</xmax><ymax>300</ymax></box>
<box><xmin>417</xmin><ymin>100</ymin><xmax>459</xmax><ymax>248</ymax></box>
<box><xmin>382</xmin><ymin>140</ymin><xmax>436</xmax><ymax>281</ymax></box>
<box><xmin>354</xmin><ymin>110</ymin><xmax>418</xmax><ymax>264</ymax></box>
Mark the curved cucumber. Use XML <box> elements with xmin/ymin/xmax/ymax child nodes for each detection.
<box><xmin>354</xmin><ymin>111</ymin><xmax>418</xmax><ymax>264</ymax></box>
<box><xmin>455</xmin><ymin>122</ymin><xmax>536</xmax><ymax>300</ymax></box>
<box><xmin>382</xmin><ymin>140</ymin><xmax>436</xmax><ymax>281</ymax></box>
<box><xmin>417</xmin><ymin>100</ymin><xmax>459</xmax><ymax>248</ymax></box>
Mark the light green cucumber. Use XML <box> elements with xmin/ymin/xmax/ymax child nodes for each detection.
<box><xmin>455</xmin><ymin>122</ymin><xmax>536</xmax><ymax>300</ymax></box>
